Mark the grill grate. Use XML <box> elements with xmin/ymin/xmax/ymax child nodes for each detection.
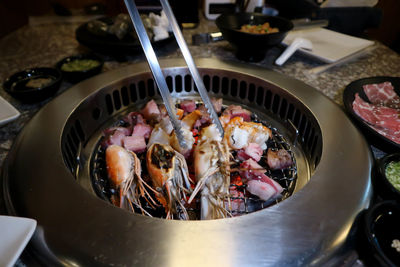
<box><xmin>90</xmin><ymin>111</ymin><xmax>298</xmax><ymax>219</ymax></box>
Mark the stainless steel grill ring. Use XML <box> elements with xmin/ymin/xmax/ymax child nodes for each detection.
<box><xmin>1</xmin><ymin>58</ymin><xmax>372</xmax><ymax>266</ymax></box>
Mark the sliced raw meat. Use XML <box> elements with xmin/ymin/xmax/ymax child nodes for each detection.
<box><xmin>353</xmin><ymin>94</ymin><xmax>400</xmax><ymax>133</ymax></box>
<box><xmin>363</xmin><ymin>82</ymin><xmax>400</xmax><ymax>109</ymax></box>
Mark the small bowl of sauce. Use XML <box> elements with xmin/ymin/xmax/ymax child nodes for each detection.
<box><xmin>3</xmin><ymin>67</ymin><xmax>62</xmax><ymax>103</ymax></box>
<box><xmin>56</xmin><ymin>54</ymin><xmax>104</xmax><ymax>83</ymax></box>
<box><xmin>376</xmin><ymin>153</ymin><xmax>400</xmax><ymax>200</ymax></box>
<box><xmin>357</xmin><ymin>200</ymin><xmax>400</xmax><ymax>266</ymax></box>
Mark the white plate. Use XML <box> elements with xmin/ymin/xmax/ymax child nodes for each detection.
<box><xmin>0</xmin><ymin>96</ymin><xmax>20</xmax><ymax>127</ymax></box>
<box><xmin>282</xmin><ymin>27</ymin><xmax>375</xmax><ymax>63</ymax></box>
<box><xmin>0</xmin><ymin>216</ymin><xmax>36</xmax><ymax>267</ymax></box>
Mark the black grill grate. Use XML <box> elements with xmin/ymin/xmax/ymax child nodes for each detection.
<box><xmin>90</xmin><ymin>112</ymin><xmax>298</xmax><ymax>219</ymax></box>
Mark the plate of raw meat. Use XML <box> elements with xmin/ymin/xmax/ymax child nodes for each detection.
<box><xmin>343</xmin><ymin>76</ymin><xmax>400</xmax><ymax>152</ymax></box>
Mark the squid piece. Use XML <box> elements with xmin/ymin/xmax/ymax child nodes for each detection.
<box><xmin>146</xmin><ymin>143</ymin><xmax>192</xmax><ymax>220</ymax></box>
<box><xmin>169</xmin><ymin>110</ymin><xmax>202</xmax><ymax>156</ymax></box>
<box><xmin>189</xmin><ymin>124</ymin><xmax>232</xmax><ymax>220</ymax></box>
<box><xmin>224</xmin><ymin>117</ymin><xmax>272</xmax><ymax>150</ymax></box>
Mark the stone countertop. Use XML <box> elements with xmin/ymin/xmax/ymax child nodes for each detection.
<box><xmin>1</xmin><ymin>14</ymin><xmax>400</xmax><ymax>174</ymax></box>
<box><xmin>0</xmin><ymin>13</ymin><xmax>399</xmax><ymax>266</ymax></box>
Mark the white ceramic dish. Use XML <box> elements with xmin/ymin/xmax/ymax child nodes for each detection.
<box><xmin>0</xmin><ymin>96</ymin><xmax>20</xmax><ymax>127</ymax></box>
<box><xmin>0</xmin><ymin>216</ymin><xmax>36</xmax><ymax>267</ymax></box>
<box><xmin>282</xmin><ymin>27</ymin><xmax>375</xmax><ymax>63</ymax></box>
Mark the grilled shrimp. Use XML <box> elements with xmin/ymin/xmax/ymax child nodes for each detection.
<box><xmin>105</xmin><ymin>145</ymin><xmax>157</xmax><ymax>215</ymax></box>
<box><xmin>146</xmin><ymin>143</ymin><xmax>192</xmax><ymax>219</ymax></box>
<box><xmin>189</xmin><ymin>124</ymin><xmax>232</xmax><ymax>220</ymax></box>
<box><xmin>224</xmin><ymin>116</ymin><xmax>272</xmax><ymax>150</ymax></box>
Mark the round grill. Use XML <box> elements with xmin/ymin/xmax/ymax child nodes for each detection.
<box><xmin>1</xmin><ymin>58</ymin><xmax>372</xmax><ymax>266</ymax></box>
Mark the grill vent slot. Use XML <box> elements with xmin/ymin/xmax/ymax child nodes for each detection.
<box><xmin>239</xmin><ymin>81</ymin><xmax>247</xmax><ymax>99</ymax></box>
<box><xmin>147</xmin><ymin>79</ymin><xmax>155</xmax><ymax>97</ymax></box>
<box><xmin>175</xmin><ymin>75</ymin><xmax>182</xmax><ymax>92</ymax></box>
<box><xmin>203</xmin><ymin>75</ymin><xmax>211</xmax><ymax>90</ymax></box>
<box><xmin>63</xmin><ymin>120</ymin><xmax>86</xmax><ymax>175</ymax></box>
<box><xmin>230</xmin><ymin>79</ymin><xmax>238</xmax><ymax>97</ymax></box>
<box><xmin>184</xmin><ymin>75</ymin><xmax>192</xmax><ymax>92</ymax></box>
<box><xmin>212</xmin><ymin>76</ymin><xmax>220</xmax><ymax>93</ymax></box>
<box><xmin>248</xmin><ymin>83</ymin><xmax>256</xmax><ymax>102</ymax></box>
<box><xmin>221</xmin><ymin>77</ymin><xmax>229</xmax><ymax>95</ymax></box>
<box><xmin>112</xmin><ymin>90</ymin><xmax>122</xmax><ymax>111</ymax></box>
<box><xmin>105</xmin><ymin>94</ymin><xmax>113</xmax><ymax>115</ymax></box>
<box><xmin>130</xmin><ymin>84</ymin><xmax>138</xmax><ymax>102</ymax></box>
<box><xmin>121</xmin><ymin>86</ymin><xmax>129</xmax><ymax>106</ymax></box>
<box><xmin>138</xmin><ymin>81</ymin><xmax>146</xmax><ymax>99</ymax></box>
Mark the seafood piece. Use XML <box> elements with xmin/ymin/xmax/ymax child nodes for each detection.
<box><xmin>169</xmin><ymin>127</ymin><xmax>195</xmax><ymax>157</ymax></box>
<box><xmin>189</xmin><ymin>124</ymin><xmax>232</xmax><ymax>220</ymax></box>
<box><xmin>147</xmin><ymin>125</ymin><xmax>170</xmax><ymax>147</ymax></box>
<box><xmin>146</xmin><ymin>143</ymin><xmax>192</xmax><ymax>219</ymax></box>
<box><xmin>159</xmin><ymin>104</ymin><xmax>184</xmax><ymax>120</ymax></box>
<box><xmin>267</xmin><ymin>149</ymin><xmax>293</xmax><ymax>170</ymax></box>
<box><xmin>225</xmin><ymin>186</ymin><xmax>245</xmax><ymax>215</ymax></box>
<box><xmin>211</xmin><ymin>98</ymin><xmax>223</xmax><ymax>113</ymax></box>
<box><xmin>106</xmin><ymin>145</ymin><xmax>156</xmax><ymax>215</ymax></box>
<box><xmin>224</xmin><ymin>117</ymin><xmax>272</xmax><ymax>150</ymax></box>
<box><xmin>239</xmin><ymin>159</ymin><xmax>283</xmax><ymax>202</ymax></box>
<box><xmin>170</xmin><ymin>110</ymin><xmax>202</xmax><ymax>156</ymax></box>
<box><xmin>237</xmin><ymin>143</ymin><xmax>263</xmax><ymax>162</ymax></box>
<box><xmin>247</xmin><ymin>179</ymin><xmax>282</xmax><ymax>202</ymax></box>
<box><xmin>159</xmin><ymin>116</ymin><xmax>174</xmax><ymax>135</ymax></box>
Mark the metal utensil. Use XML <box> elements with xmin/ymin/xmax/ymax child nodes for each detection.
<box><xmin>159</xmin><ymin>0</ymin><xmax>224</xmax><ymax>137</ymax></box>
<box><xmin>124</xmin><ymin>0</ymin><xmax>187</xmax><ymax>148</ymax></box>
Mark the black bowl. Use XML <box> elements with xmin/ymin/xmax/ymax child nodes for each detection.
<box><xmin>56</xmin><ymin>54</ymin><xmax>104</xmax><ymax>83</ymax></box>
<box><xmin>215</xmin><ymin>12</ymin><xmax>293</xmax><ymax>62</ymax></box>
<box><xmin>342</xmin><ymin>76</ymin><xmax>400</xmax><ymax>153</ymax></box>
<box><xmin>3</xmin><ymin>67</ymin><xmax>62</xmax><ymax>103</ymax></box>
<box><xmin>375</xmin><ymin>153</ymin><xmax>400</xmax><ymax>201</ymax></box>
<box><xmin>357</xmin><ymin>201</ymin><xmax>400</xmax><ymax>266</ymax></box>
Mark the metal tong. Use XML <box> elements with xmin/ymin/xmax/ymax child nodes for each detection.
<box><xmin>124</xmin><ymin>0</ymin><xmax>224</xmax><ymax>149</ymax></box>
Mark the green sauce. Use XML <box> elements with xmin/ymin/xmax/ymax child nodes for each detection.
<box><xmin>61</xmin><ymin>59</ymin><xmax>100</xmax><ymax>72</ymax></box>
<box><xmin>385</xmin><ymin>161</ymin><xmax>400</xmax><ymax>191</ymax></box>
